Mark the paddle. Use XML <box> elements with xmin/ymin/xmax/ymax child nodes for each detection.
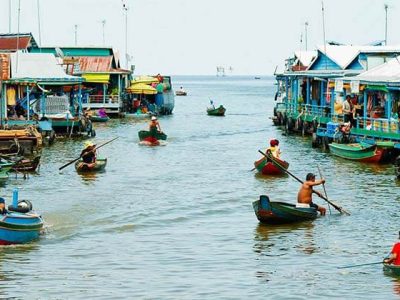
<box><xmin>59</xmin><ymin>137</ymin><xmax>119</xmax><ymax>171</ymax></box>
<box><xmin>337</xmin><ymin>261</ymin><xmax>383</xmax><ymax>269</ymax></box>
<box><xmin>257</xmin><ymin>150</ymin><xmax>351</xmax><ymax>215</ymax></box>
<box><xmin>317</xmin><ymin>165</ymin><xmax>331</xmax><ymax>215</ymax></box>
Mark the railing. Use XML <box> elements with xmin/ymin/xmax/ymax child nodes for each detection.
<box><xmin>356</xmin><ymin>117</ymin><xmax>400</xmax><ymax>133</ymax></box>
<box><xmin>82</xmin><ymin>95</ymin><xmax>120</xmax><ymax>105</ymax></box>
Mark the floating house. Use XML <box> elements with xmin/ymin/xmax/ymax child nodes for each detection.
<box><xmin>31</xmin><ymin>46</ymin><xmax>131</xmax><ymax>116</ymax></box>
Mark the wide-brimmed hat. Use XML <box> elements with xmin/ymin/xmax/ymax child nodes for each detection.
<box><xmin>151</xmin><ymin>116</ymin><xmax>157</xmax><ymax>121</ymax></box>
<box><xmin>84</xmin><ymin>141</ymin><xmax>95</xmax><ymax>148</ymax></box>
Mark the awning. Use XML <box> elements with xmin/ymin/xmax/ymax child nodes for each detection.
<box><xmin>126</xmin><ymin>82</ymin><xmax>157</xmax><ymax>95</ymax></box>
<box><xmin>131</xmin><ymin>75</ymin><xmax>159</xmax><ymax>84</ymax></box>
<box><xmin>82</xmin><ymin>73</ymin><xmax>110</xmax><ymax>83</ymax></box>
<box><xmin>365</xmin><ymin>85</ymin><xmax>388</xmax><ymax>92</ymax></box>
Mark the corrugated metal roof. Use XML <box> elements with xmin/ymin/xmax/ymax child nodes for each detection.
<box><xmin>0</xmin><ymin>36</ymin><xmax>31</xmax><ymax>51</ymax></box>
<box><xmin>354</xmin><ymin>56</ymin><xmax>400</xmax><ymax>83</ymax></box>
<box><xmin>75</xmin><ymin>56</ymin><xmax>112</xmax><ymax>72</ymax></box>
<box><xmin>294</xmin><ymin>51</ymin><xmax>317</xmax><ymax>67</ymax></box>
<box><xmin>10</xmin><ymin>52</ymin><xmax>82</xmax><ymax>83</ymax></box>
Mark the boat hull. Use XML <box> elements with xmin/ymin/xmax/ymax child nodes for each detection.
<box><xmin>253</xmin><ymin>195</ymin><xmax>318</xmax><ymax>225</ymax></box>
<box><xmin>138</xmin><ymin>129</ymin><xmax>167</xmax><ymax>141</ymax></box>
<box><xmin>90</xmin><ymin>116</ymin><xmax>110</xmax><ymax>122</ymax></box>
<box><xmin>207</xmin><ymin>105</ymin><xmax>226</xmax><ymax>116</ymax></box>
<box><xmin>254</xmin><ymin>156</ymin><xmax>289</xmax><ymax>175</ymax></box>
<box><xmin>175</xmin><ymin>91</ymin><xmax>187</xmax><ymax>96</ymax></box>
<box><xmin>328</xmin><ymin>142</ymin><xmax>383</xmax><ymax>163</ymax></box>
<box><xmin>0</xmin><ymin>212</ymin><xmax>43</xmax><ymax>245</ymax></box>
<box><xmin>75</xmin><ymin>158</ymin><xmax>107</xmax><ymax>173</ymax></box>
<box><xmin>383</xmin><ymin>264</ymin><xmax>400</xmax><ymax>276</ymax></box>
<box><xmin>11</xmin><ymin>156</ymin><xmax>41</xmax><ymax>172</ymax></box>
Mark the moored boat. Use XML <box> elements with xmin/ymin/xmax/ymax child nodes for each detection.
<box><xmin>0</xmin><ymin>189</ymin><xmax>44</xmax><ymax>245</ymax></box>
<box><xmin>328</xmin><ymin>142</ymin><xmax>383</xmax><ymax>163</ymax></box>
<box><xmin>89</xmin><ymin>115</ymin><xmax>110</xmax><ymax>122</ymax></box>
<box><xmin>207</xmin><ymin>105</ymin><xmax>226</xmax><ymax>116</ymax></box>
<box><xmin>75</xmin><ymin>158</ymin><xmax>107</xmax><ymax>173</ymax></box>
<box><xmin>0</xmin><ymin>161</ymin><xmax>15</xmax><ymax>179</ymax></box>
<box><xmin>7</xmin><ymin>155</ymin><xmax>41</xmax><ymax>172</ymax></box>
<box><xmin>253</xmin><ymin>195</ymin><xmax>318</xmax><ymax>224</ymax></box>
<box><xmin>254</xmin><ymin>155</ymin><xmax>289</xmax><ymax>175</ymax></box>
<box><xmin>175</xmin><ymin>90</ymin><xmax>187</xmax><ymax>96</ymax></box>
<box><xmin>383</xmin><ymin>263</ymin><xmax>400</xmax><ymax>276</ymax></box>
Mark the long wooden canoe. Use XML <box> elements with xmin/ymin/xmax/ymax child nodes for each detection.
<box><xmin>207</xmin><ymin>105</ymin><xmax>226</xmax><ymax>116</ymax></box>
<box><xmin>253</xmin><ymin>195</ymin><xmax>318</xmax><ymax>224</ymax></box>
<box><xmin>254</xmin><ymin>155</ymin><xmax>289</xmax><ymax>175</ymax></box>
<box><xmin>328</xmin><ymin>142</ymin><xmax>383</xmax><ymax>163</ymax></box>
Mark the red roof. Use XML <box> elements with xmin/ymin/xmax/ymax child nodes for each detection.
<box><xmin>0</xmin><ymin>37</ymin><xmax>31</xmax><ymax>51</ymax></box>
<box><xmin>76</xmin><ymin>56</ymin><xmax>112</xmax><ymax>72</ymax></box>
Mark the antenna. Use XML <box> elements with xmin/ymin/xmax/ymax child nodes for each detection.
<box><xmin>9</xmin><ymin>0</ymin><xmax>12</xmax><ymax>33</ymax></box>
<box><xmin>74</xmin><ymin>24</ymin><xmax>78</xmax><ymax>46</ymax></box>
<box><xmin>321</xmin><ymin>1</ymin><xmax>327</xmax><ymax>70</ymax></box>
<box><xmin>305</xmin><ymin>21</ymin><xmax>309</xmax><ymax>51</ymax></box>
<box><xmin>37</xmin><ymin>0</ymin><xmax>42</xmax><ymax>47</ymax></box>
<box><xmin>16</xmin><ymin>0</ymin><xmax>21</xmax><ymax>72</ymax></box>
<box><xmin>384</xmin><ymin>4</ymin><xmax>389</xmax><ymax>46</ymax></box>
<box><xmin>101</xmin><ymin>19</ymin><xmax>106</xmax><ymax>46</ymax></box>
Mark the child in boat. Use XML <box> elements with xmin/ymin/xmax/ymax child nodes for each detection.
<box><xmin>98</xmin><ymin>107</ymin><xmax>108</xmax><ymax>118</ymax></box>
<box><xmin>81</xmin><ymin>141</ymin><xmax>97</xmax><ymax>165</ymax></box>
<box><xmin>384</xmin><ymin>232</ymin><xmax>400</xmax><ymax>265</ymax></box>
<box><xmin>297</xmin><ymin>173</ymin><xmax>326</xmax><ymax>216</ymax></box>
<box><xmin>266</xmin><ymin>139</ymin><xmax>281</xmax><ymax>159</ymax></box>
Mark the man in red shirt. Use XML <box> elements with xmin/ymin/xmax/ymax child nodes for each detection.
<box><xmin>384</xmin><ymin>232</ymin><xmax>400</xmax><ymax>265</ymax></box>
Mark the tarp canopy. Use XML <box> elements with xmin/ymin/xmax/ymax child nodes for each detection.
<box><xmin>126</xmin><ymin>82</ymin><xmax>157</xmax><ymax>94</ymax></box>
<box><xmin>82</xmin><ymin>73</ymin><xmax>110</xmax><ymax>83</ymax></box>
<box><xmin>131</xmin><ymin>75</ymin><xmax>158</xmax><ymax>84</ymax></box>
<box><xmin>10</xmin><ymin>52</ymin><xmax>82</xmax><ymax>84</ymax></box>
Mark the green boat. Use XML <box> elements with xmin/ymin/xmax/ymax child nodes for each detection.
<box><xmin>0</xmin><ymin>162</ymin><xmax>14</xmax><ymax>179</ymax></box>
<box><xmin>383</xmin><ymin>264</ymin><xmax>400</xmax><ymax>276</ymax></box>
<box><xmin>75</xmin><ymin>158</ymin><xmax>107</xmax><ymax>173</ymax></box>
<box><xmin>90</xmin><ymin>116</ymin><xmax>110</xmax><ymax>122</ymax></box>
<box><xmin>138</xmin><ymin>128</ymin><xmax>167</xmax><ymax>141</ymax></box>
<box><xmin>207</xmin><ymin>105</ymin><xmax>226</xmax><ymax>116</ymax></box>
<box><xmin>328</xmin><ymin>142</ymin><xmax>383</xmax><ymax>163</ymax></box>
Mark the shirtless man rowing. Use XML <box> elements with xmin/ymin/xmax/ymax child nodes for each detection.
<box><xmin>297</xmin><ymin>173</ymin><xmax>326</xmax><ymax>216</ymax></box>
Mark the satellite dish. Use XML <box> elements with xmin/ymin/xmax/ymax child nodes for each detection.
<box><xmin>55</xmin><ymin>47</ymin><xmax>64</xmax><ymax>58</ymax></box>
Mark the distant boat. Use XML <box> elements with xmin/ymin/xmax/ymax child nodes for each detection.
<box><xmin>254</xmin><ymin>77</ymin><xmax>261</xmax><ymax>80</ymax></box>
<box><xmin>207</xmin><ymin>105</ymin><xmax>226</xmax><ymax>116</ymax></box>
<box><xmin>176</xmin><ymin>90</ymin><xmax>187</xmax><ymax>96</ymax></box>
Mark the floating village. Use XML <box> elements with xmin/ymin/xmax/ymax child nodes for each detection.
<box><xmin>2</xmin><ymin>3</ymin><xmax>400</xmax><ymax>298</ymax></box>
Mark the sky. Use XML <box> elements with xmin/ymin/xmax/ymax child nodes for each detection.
<box><xmin>0</xmin><ymin>0</ymin><xmax>398</xmax><ymax>75</ymax></box>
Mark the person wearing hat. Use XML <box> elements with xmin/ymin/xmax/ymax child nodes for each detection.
<box><xmin>149</xmin><ymin>116</ymin><xmax>162</xmax><ymax>134</ymax></box>
<box><xmin>384</xmin><ymin>232</ymin><xmax>400</xmax><ymax>265</ymax></box>
<box><xmin>297</xmin><ymin>173</ymin><xmax>326</xmax><ymax>216</ymax></box>
<box><xmin>0</xmin><ymin>197</ymin><xmax>6</xmax><ymax>215</ymax></box>
<box><xmin>266</xmin><ymin>139</ymin><xmax>281</xmax><ymax>159</ymax></box>
<box><xmin>80</xmin><ymin>141</ymin><xmax>97</xmax><ymax>165</ymax></box>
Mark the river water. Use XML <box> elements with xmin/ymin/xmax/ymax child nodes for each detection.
<box><xmin>0</xmin><ymin>76</ymin><xmax>399</xmax><ymax>299</ymax></box>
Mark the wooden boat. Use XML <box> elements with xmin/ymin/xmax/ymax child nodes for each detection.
<box><xmin>254</xmin><ymin>155</ymin><xmax>289</xmax><ymax>175</ymax></box>
<box><xmin>75</xmin><ymin>158</ymin><xmax>107</xmax><ymax>173</ymax></box>
<box><xmin>89</xmin><ymin>115</ymin><xmax>110</xmax><ymax>122</ymax></box>
<box><xmin>0</xmin><ymin>161</ymin><xmax>14</xmax><ymax>179</ymax></box>
<box><xmin>253</xmin><ymin>195</ymin><xmax>318</xmax><ymax>224</ymax></box>
<box><xmin>175</xmin><ymin>91</ymin><xmax>187</xmax><ymax>96</ymax></box>
<box><xmin>138</xmin><ymin>129</ymin><xmax>167</xmax><ymax>141</ymax></box>
<box><xmin>0</xmin><ymin>190</ymin><xmax>44</xmax><ymax>245</ymax></box>
<box><xmin>383</xmin><ymin>264</ymin><xmax>400</xmax><ymax>276</ymax></box>
<box><xmin>125</xmin><ymin>112</ymin><xmax>152</xmax><ymax>119</ymax></box>
<box><xmin>328</xmin><ymin>142</ymin><xmax>383</xmax><ymax>163</ymax></box>
<box><xmin>6</xmin><ymin>155</ymin><xmax>41</xmax><ymax>172</ymax></box>
<box><xmin>207</xmin><ymin>105</ymin><xmax>226</xmax><ymax>116</ymax></box>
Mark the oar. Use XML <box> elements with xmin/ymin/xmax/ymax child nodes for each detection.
<box><xmin>257</xmin><ymin>150</ymin><xmax>351</xmax><ymax>215</ymax></box>
<box><xmin>337</xmin><ymin>261</ymin><xmax>383</xmax><ymax>269</ymax></box>
<box><xmin>317</xmin><ymin>165</ymin><xmax>331</xmax><ymax>215</ymax></box>
<box><xmin>59</xmin><ymin>137</ymin><xmax>119</xmax><ymax>171</ymax></box>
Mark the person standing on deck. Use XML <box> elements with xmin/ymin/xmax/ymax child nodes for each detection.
<box><xmin>80</xmin><ymin>141</ymin><xmax>97</xmax><ymax>165</ymax></box>
<box><xmin>297</xmin><ymin>173</ymin><xmax>326</xmax><ymax>216</ymax></box>
<box><xmin>342</xmin><ymin>95</ymin><xmax>354</xmax><ymax>125</ymax></box>
<box><xmin>384</xmin><ymin>232</ymin><xmax>400</xmax><ymax>265</ymax></box>
<box><xmin>266</xmin><ymin>139</ymin><xmax>281</xmax><ymax>159</ymax></box>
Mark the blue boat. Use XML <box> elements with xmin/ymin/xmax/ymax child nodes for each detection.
<box><xmin>0</xmin><ymin>189</ymin><xmax>44</xmax><ymax>245</ymax></box>
<box><xmin>253</xmin><ymin>195</ymin><xmax>318</xmax><ymax>224</ymax></box>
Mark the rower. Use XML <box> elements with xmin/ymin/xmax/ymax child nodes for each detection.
<box><xmin>149</xmin><ymin>116</ymin><xmax>162</xmax><ymax>133</ymax></box>
<box><xmin>266</xmin><ymin>139</ymin><xmax>281</xmax><ymax>158</ymax></box>
<box><xmin>384</xmin><ymin>232</ymin><xmax>400</xmax><ymax>265</ymax></box>
<box><xmin>297</xmin><ymin>173</ymin><xmax>326</xmax><ymax>216</ymax></box>
<box><xmin>81</xmin><ymin>141</ymin><xmax>97</xmax><ymax>165</ymax></box>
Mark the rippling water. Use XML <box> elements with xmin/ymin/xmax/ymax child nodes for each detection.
<box><xmin>0</xmin><ymin>76</ymin><xmax>399</xmax><ymax>299</ymax></box>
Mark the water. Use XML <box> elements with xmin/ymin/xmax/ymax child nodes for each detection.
<box><xmin>0</xmin><ymin>76</ymin><xmax>399</xmax><ymax>299</ymax></box>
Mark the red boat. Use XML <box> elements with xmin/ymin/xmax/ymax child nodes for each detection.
<box><xmin>254</xmin><ymin>156</ymin><xmax>289</xmax><ymax>175</ymax></box>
